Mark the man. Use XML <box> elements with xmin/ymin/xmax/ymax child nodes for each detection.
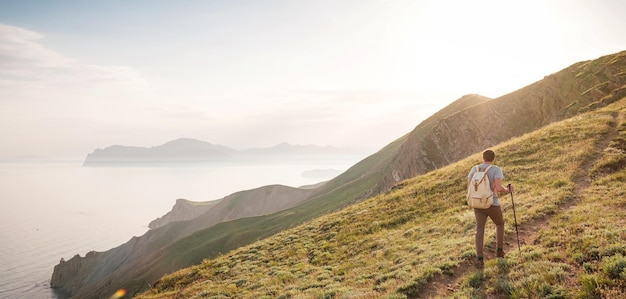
<box><xmin>467</xmin><ymin>149</ymin><xmax>513</xmax><ymax>268</ymax></box>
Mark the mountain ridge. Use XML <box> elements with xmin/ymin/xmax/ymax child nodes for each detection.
<box><xmin>379</xmin><ymin>52</ymin><xmax>626</xmax><ymax>195</ymax></box>
<box><xmin>50</xmin><ymin>50</ymin><xmax>626</xmax><ymax>298</ymax></box>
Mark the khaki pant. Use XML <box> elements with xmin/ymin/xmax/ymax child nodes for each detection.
<box><xmin>474</xmin><ymin>205</ymin><xmax>504</xmax><ymax>258</ymax></box>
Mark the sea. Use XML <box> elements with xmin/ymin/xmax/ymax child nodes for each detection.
<box><xmin>0</xmin><ymin>156</ymin><xmax>363</xmax><ymax>299</ymax></box>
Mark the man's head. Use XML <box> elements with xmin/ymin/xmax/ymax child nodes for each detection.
<box><xmin>483</xmin><ymin>150</ymin><xmax>496</xmax><ymax>162</ymax></box>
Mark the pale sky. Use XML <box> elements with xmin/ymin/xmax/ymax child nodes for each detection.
<box><xmin>1</xmin><ymin>0</ymin><xmax>625</xmax><ymax>158</ymax></box>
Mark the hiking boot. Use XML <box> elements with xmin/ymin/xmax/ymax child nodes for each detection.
<box><xmin>475</xmin><ymin>257</ymin><xmax>484</xmax><ymax>268</ymax></box>
<box><xmin>497</xmin><ymin>248</ymin><xmax>505</xmax><ymax>258</ymax></box>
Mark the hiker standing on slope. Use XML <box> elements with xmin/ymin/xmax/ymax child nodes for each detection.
<box><xmin>467</xmin><ymin>149</ymin><xmax>514</xmax><ymax>267</ymax></box>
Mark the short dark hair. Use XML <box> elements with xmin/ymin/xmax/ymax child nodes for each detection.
<box><xmin>483</xmin><ymin>150</ymin><xmax>495</xmax><ymax>162</ymax></box>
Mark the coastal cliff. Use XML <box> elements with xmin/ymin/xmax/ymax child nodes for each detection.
<box><xmin>50</xmin><ymin>252</ymin><xmax>102</xmax><ymax>296</ymax></box>
<box><xmin>50</xmin><ymin>184</ymin><xmax>316</xmax><ymax>298</ymax></box>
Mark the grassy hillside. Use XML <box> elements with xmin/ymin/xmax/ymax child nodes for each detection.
<box><xmin>54</xmin><ymin>51</ymin><xmax>626</xmax><ymax>298</ymax></box>
<box><xmin>52</xmin><ymin>88</ymin><xmax>490</xmax><ymax>299</ymax></box>
<box><xmin>136</xmin><ymin>98</ymin><xmax>626</xmax><ymax>299</ymax></box>
<box><xmin>87</xmin><ymin>127</ymin><xmax>451</xmax><ymax>298</ymax></box>
<box><xmin>385</xmin><ymin>51</ymin><xmax>626</xmax><ymax>195</ymax></box>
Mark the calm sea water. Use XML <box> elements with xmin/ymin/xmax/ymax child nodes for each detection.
<box><xmin>0</xmin><ymin>157</ymin><xmax>361</xmax><ymax>298</ymax></box>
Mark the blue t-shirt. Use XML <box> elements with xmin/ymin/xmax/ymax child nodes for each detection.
<box><xmin>467</xmin><ymin>163</ymin><xmax>504</xmax><ymax>206</ymax></box>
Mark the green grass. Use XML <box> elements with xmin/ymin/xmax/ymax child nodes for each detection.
<box><xmin>136</xmin><ymin>100</ymin><xmax>626</xmax><ymax>298</ymax></box>
<box><xmin>450</xmin><ymin>99</ymin><xmax>626</xmax><ymax>299</ymax></box>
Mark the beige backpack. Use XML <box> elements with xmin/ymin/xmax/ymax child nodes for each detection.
<box><xmin>467</xmin><ymin>165</ymin><xmax>494</xmax><ymax>209</ymax></box>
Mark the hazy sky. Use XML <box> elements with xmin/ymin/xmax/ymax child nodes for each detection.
<box><xmin>1</xmin><ymin>0</ymin><xmax>625</xmax><ymax>158</ymax></box>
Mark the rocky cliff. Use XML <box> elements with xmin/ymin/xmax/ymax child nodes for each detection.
<box><xmin>50</xmin><ymin>252</ymin><xmax>101</xmax><ymax>296</ymax></box>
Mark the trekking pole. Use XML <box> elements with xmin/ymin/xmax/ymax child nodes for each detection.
<box><xmin>508</xmin><ymin>184</ymin><xmax>521</xmax><ymax>252</ymax></box>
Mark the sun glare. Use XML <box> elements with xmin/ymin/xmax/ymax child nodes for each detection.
<box><xmin>401</xmin><ymin>0</ymin><xmax>557</xmax><ymax>97</ymax></box>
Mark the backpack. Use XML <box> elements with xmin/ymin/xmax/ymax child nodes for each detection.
<box><xmin>467</xmin><ymin>165</ymin><xmax>494</xmax><ymax>209</ymax></box>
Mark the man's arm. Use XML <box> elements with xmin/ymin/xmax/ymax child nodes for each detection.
<box><xmin>494</xmin><ymin>178</ymin><xmax>514</xmax><ymax>192</ymax></box>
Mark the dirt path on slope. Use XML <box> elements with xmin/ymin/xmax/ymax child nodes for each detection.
<box><xmin>416</xmin><ymin>112</ymin><xmax>620</xmax><ymax>299</ymax></box>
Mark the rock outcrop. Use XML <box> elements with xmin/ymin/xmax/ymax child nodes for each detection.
<box><xmin>50</xmin><ymin>252</ymin><xmax>101</xmax><ymax>296</ymax></box>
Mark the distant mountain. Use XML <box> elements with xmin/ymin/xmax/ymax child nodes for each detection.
<box><xmin>83</xmin><ymin>138</ymin><xmax>236</xmax><ymax>165</ymax></box>
<box><xmin>83</xmin><ymin>139</ymin><xmax>357</xmax><ymax>166</ymax></box>
<box><xmin>52</xmin><ymin>50</ymin><xmax>626</xmax><ymax>298</ymax></box>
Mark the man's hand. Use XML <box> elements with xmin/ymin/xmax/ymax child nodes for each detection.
<box><xmin>507</xmin><ymin>184</ymin><xmax>514</xmax><ymax>193</ymax></box>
